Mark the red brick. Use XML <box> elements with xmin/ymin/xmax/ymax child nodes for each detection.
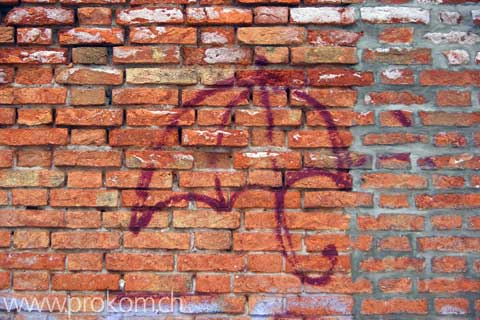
<box><xmin>0</xmin><ymin>169</ymin><xmax>63</xmax><ymax>187</ymax></box>
<box><xmin>127</xmin><ymin>108</ymin><xmax>194</xmax><ymax>126</ymax></box>
<box><xmin>113</xmin><ymin>46</ymin><xmax>180</xmax><ymax>64</ymax></box>
<box><xmin>110</xmin><ymin>129</ymin><xmax>178</xmax><ymax>147</ymax></box>
<box><xmin>361</xmin><ymin>7</ymin><xmax>429</xmax><ymax>24</ymax></box>
<box><xmin>17</xmin><ymin>108</ymin><xmax>52</xmax><ymax>125</ymax></box>
<box><xmin>435</xmin><ymin>298</ymin><xmax>469</xmax><ymax>315</ymax></box>
<box><xmin>363</xmin><ymin>132</ymin><xmax>428</xmax><ymax>145</ymax></box>
<box><xmin>238</xmin><ymin>27</ymin><xmax>304</xmax><ymax>45</ymax></box>
<box><xmin>54</xmin><ymin>150</ymin><xmax>122</xmax><ymax>167</ymax></box>
<box><xmin>53</xmin><ymin>274</ymin><xmax>119</xmax><ymax>291</ymax></box>
<box><xmin>17</xmin><ymin>150</ymin><xmax>51</xmax><ymax>167</ymax></box>
<box><xmin>292</xmin><ymin>46</ymin><xmax>357</xmax><ymax>64</ymax></box>
<box><xmin>254</xmin><ymin>46</ymin><xmax>288</xmax><ymax>64</ymax></box>
<box><xmin>67</xmin><ymin>171</ymin><xmax>103</xmax><ymax>188</ymax></box>
<box><xmin>363</xmin><ymin>48</ymin><xmax>431</xmax><ymax>64</ymax></box>
<box><xmin>5</xmin><ymin>7</ymin><xmax>74</xmax><ymax>25</ymax></box>
<box><xmin>254</xmin><ymin>7</ymin><xmax>288</xmax><ymax>24</ymax></box>
<box><xmin>379</xmin><ymin>27</ymin><xmax>414</xmax><ymax>43</ymax></box>
<box><xmin>419</xmin><ymin>154</ymin><xmax>480</xmax><ymax>170</ymax></box>
<box><xmin>55</xmin><ymin>67</ymin><xmax>123</xmax><ymax>85</ymax></box>
<box><xmin>106</xmin><ymin>253</ymin><xmax>173</xmax><ymax>271</ymax></box>
<box><xmin>436</xmin><ymin>90</ymin><xmax>471</xmax><ymax>107</ymax></box>
<box><xmin>131</xmin><ymin>26</ymin><xmax>196</xmax><ymax>44</ymax></box>
<box><xmin>248</xmin><ymin>170</ymin><xmax>282</xmax><ymax>187</ymax></box>
<box><xmin>182</xmin><ymin>89</ymin><xmax>249</xmax><ymax>107</ymax></box>
<box><xmin>56</xmin><ymin>108</ymin><xmax>122</xmax><ymax>126</ymax></box>
<box><xmin>358</xmin><ymin>214</ymin><xmax>424</xmax><ymax>231</ymax></box>
<box><xmin>290</xmin><ymin>7</ymin><xmax>355</xmax><ymax>25</ymax></box>
<box><xmin>305</xmin><ymin>191</ymin><xmax>372</xmax><ymax>208</ymax></box>
<box><xmin>379</xmin><ymin>236</ymin><xmax>411</xmax><ymax>251</ymax></box>
<box><xmin>380</xmin><ymin>68</ymin><xmax>414</xmax><ymax>84</ymax></box>
<box><xmin>12</xmin><ymin>189</ymin><xmax>47</xmax><ymax>206</ymax></box>
<box><xmin>67</xmin><ymin>253</ymin><xmax>102</xmax><ymax>271</ymax></box>
<box><xmin>195</xmin><ymin>231</ymin><xmax>231</xmax><ymax>250</ymax></box>
<box><xmin>59</xmin><ymin>27</ymin><xmax>123</xmax><ymax>45</ymax></box>
<box><xmin>174</xmin><ymin>210</ymin><xmax>240</xmax><ymax>229</ymax></box>
<box><xmin>236</xmin><ymin>69</ymin><xmax>304</xmax><ymax>87</ymax></box>
<box><xmin>307</xmin><ymin>29</ymin><xmax>362</xmax><ymax>46</ymax></box>
<box><xmin>71</xmin><ymin>88</ymin><xmax>105</xmax><ymax>106</ymax></box>
<box><xmin>308</xmin><ymin>68</ymin><xmax>373</xmax><ymax>86</ymax></box>
<box><xmin>291</xmin><ymin>88</ymin><xmax>357</xmax><ymax>107</ymax></box>
<box><xmin>199</xmin><ymin>27</ymin><xmax>234</xmax><ymax>46</ymax></box>
<box><xmin>361</xmin><ymin>257</ymin><xmax>425</xmax><ymax>272</ymax></box>
<box><xmin>380</xmin><ymin>110</ymin><xmax>413</xmax><ymax>127</ymax></box>
<box><xmin>234</xmin><ymin>232</ymin><xmax>301</xmax><ymax>251</ymax></box>
<box><xmin>106</xmin><ymin>170</ymin><xmax>171</xmax><ymax>189</ymax></box>
<box><xmin>0</xmin><ymin>252</ymin><xmax>65</xmax><ymax>270</ymax></box>
<box><xmin>420</xmin><ymin>70</ymin><xmax>480</xmax><ymax>86</ymax></box>
<box><xmin>124</xmin><ymin>231</ymin><xmax>190</xmax><ymax>249</ymax></box>
<box><xmin>286</xmin><ymin>295</ymin><xmax>353</xmax><ymax>316</ymax></box>
<box><xmin>187</xmin><ymin>7</ymin><xmax>252</xmax><ymax>24</ymax></box>
<box><xmin>0</xmin><ymin>48</ymin><xmax>67</xmax><ymax>64</ymax></box>
<box><xmin>0</xmin><ymin>210</ymin><xmax>64</xmax><ymax>227</ymax></box>
<box><xmin>196</xmin><ymin>274</ymin><xmax>230</xmax><ymax>293</ymax></box>
<box><xmin>378</xmin><ymin>278</ymin><xmax>412</xmax><ymax>293</ymax></box>
<box><xmin>17</xmin><ymin>28</ymin><xmax>52</xmax><ymax>45</ymax></box>
<box><xmin>418</xmin><ymin>278</ymin><xmax>480</xmax><ymax>293</ymax></box>
<box><xmin>361</xmin><ymin>298</ymin><xmax>428</xmax><ymax>315</ymax></box>
<box><xmin>65</xmin><ymin>210</ymin><xmax>101</xmax><ymax>229</ymax></box>
<box><xmin>432</xmin><ymin>256</ymin><xmax>467</xmax><ymax>273</ymax></box>
<box><xmin>179</xmin><ymin>254</ymin><xmax>244</xmax><ymax>271</ymax></box>
<box><xmin>418</xmin><ymin>236</ymin><xmax>480</xmax><ymax>252</ymax></box>
<box><xmin>234</xmin><ymin>275</ymin><xmax>301</xmax><ymax>293</ymax></box>
<box><xmin>113</xmin><ymin>88</ymin><xmax>178</xmax><ymax>105</ymax></box>
<box><xmin>116</xmin><ymin>7</ymin><xmax>184</xmax><ymax>25</ymax></box>
<box><xmin>247</xmin><ymin>253</ymin><xmax>282</xmax><ymax>273</ymax></box>
<box><xmin>52</xmin><ymin>232</ymin><xmax>120</xmax><ymax>249</ymax></box>
<box><xmin>362</xmin><ymin>173</ymin><xmax>427</xmax><ymax>189</ymax></box>
<box><xmin>182</xmin><ymin>129</ymin><xmax>248</xmax><ymax>146</ymax></box>
<box><xmin>0</xmin><ymin>272</ymin><xmax>9</xmax><ymax>289</ymax></box>
<box><xmin>13</xmin><ymin>272</ymin><xmax>49</xmax><ymax>291</ymax></box>
<box><xmin>125</xmin><ymin>150</ymin><xmax>194</xmax><ymax>169</ymax></box>
<box><xmin>416</xmin><ymin>194</ymin><xmax>480</xmax><ymax>209</ymax></box>
<box><xmin>0</xmin><ymin>88</ymin><xmax>66</xmax><ymax>105</ymax></box>
<box><xmin>306</xmin><ymin>234</ymin><xmax>370</xmax><ymax>252</ymax></box>
<box><xmin>184</xmin><ymin>47</ymin><xmax>252</xmax><ymax>65</ymax></box>
<box><xmin>62</xmin><ymin>130</ymin><xmax>103</xmax><ymax>146</ymax></box>
<box><xmin>434</xmin><ymin>132</ymin><xmax>467</xmax><ymax>147</ymax></box>
<box><xmin>78</xmin><ymin>7</ymin><xmax>112</xmax><ymax>25</ymax></box>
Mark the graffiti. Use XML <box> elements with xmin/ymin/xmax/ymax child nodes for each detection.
<box><xmin>128</xmin><ymin>61</ymin><xmax>360</xmax><ymax>288</ymax></box>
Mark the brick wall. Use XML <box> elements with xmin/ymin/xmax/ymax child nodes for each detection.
<box><xmin>0</xmin><ymin>0</ymin><xmax>479</xmax><ymax>317</ymax></box>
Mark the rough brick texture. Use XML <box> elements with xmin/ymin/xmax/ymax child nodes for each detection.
<box><xmin>0</xmin><ymin>0</ymin><xmax>479</xmax><ymax>318</ymax></box>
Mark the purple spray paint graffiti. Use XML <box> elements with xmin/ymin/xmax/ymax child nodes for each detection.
<box><xmin>128</xmin><ymin>63</ymin><xmax>362</xmax><ymax>288</ymax></box>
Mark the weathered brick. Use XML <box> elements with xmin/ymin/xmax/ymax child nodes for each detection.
<box><xmin>116</xmin><ymin>7</ymin><xmax>184</xmax><ymax>25</ymax></box>
<box><xmin>17</xmin><ymin>28</ymin><xmax>52</xmax><ymax>45</ymax></box>
<box><xmin>50</xmin><ymin>190</ymin><xmax>118</xmax><ymax>207</ymax></box>
<box><xmin>238</xmin><ymin>27</ymin><xmax>304</xmax><ymax>45</ymax></box>
<box><xmin>78</xmin><ymin>7</ymin><xmax>112</xmax><ymax>25</ymax></box>
<box><xmin>114</xmin><ymin>46</ymin><xmax>180</xmax><ymax>64</ymax></box>
<box><xmin>184</xmin><ymin>47</ymin><xmax>252</xmax><ymax>65</ymax></box>
<box><xmin>290</xmin><ymin>7</ymin><xmax>355</xmax><ymax>25</ymax></box>
<box><xmin>130</xmin><ymin>26</ymin><xmax>196</xmax><ymax>44</ymax></box>
<box><xmin>72</xmin><ymin>47</ymin><xmax>107</xmax><ymax>64</ymax></box>
<box><xmin>59</xmin><ymin>27</ymin><xmax>124</xmax><ymax>45</ymax></box>
<box><xmin>55</xmin><ymin>67</ymin><xmax>123</xmax><ymax>85</ymax></box>
<box><xmin>5</xmin><ymin>7</ymin><xmax>74</xmax><ymax>25</ymax></box>
<box><xmin>112</xmin><ymin>88</ymin><xmax>178</xmax><ymax>105</ymax></box>
<box><xmin>361</xmin><ymin>7</ymin><xmax>429</xmax><ymax>24</ymax></box>
<box><xmin>0</xmin><ymin>48</ymin><xmax>67</xmax><ymax>64</ymax></box>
